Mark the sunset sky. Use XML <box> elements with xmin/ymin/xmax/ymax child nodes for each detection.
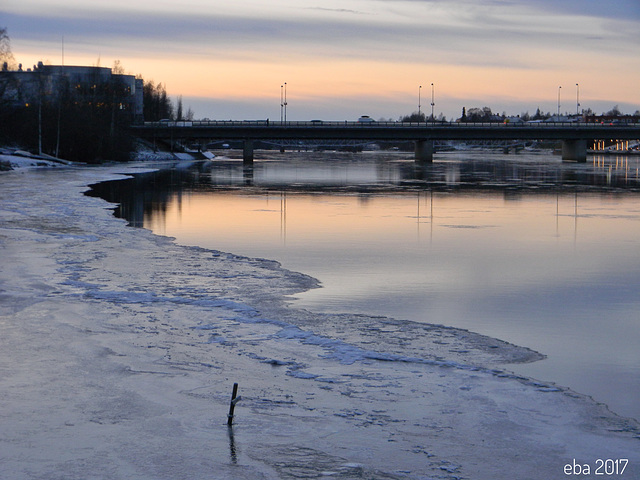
<box><xmin>3</xmin><ymin>0</ymin><xmax>639</xmax><ymax>121</ymax></box>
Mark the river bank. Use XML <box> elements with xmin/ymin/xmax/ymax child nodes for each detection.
<box><xmin>1</xmin><ymin>162</ymin><xmax>639</xmax><ymax>479</ymax></box>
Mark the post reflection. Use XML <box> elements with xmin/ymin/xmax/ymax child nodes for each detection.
<box><xmin>281</xmin><ymin>191</ymin><xmax>287</xmax><ymax>245</ymax></box>
<box><xmin>242</xmin><ymin>165</ymin><xmax>254</xmax><ymax>186</ymax></box>
<box><xmin>227</xmin><ymin>426</ymin><xmax>238</xmax><ymax>464</ymax></box>
<box><xmin>415</xmin><ymin>191</ymin><xmax>434</xmax><ymax>244</ymax></box>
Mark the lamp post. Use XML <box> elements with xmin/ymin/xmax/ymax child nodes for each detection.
<box><xmin>557</xmin><ymin>85</ymin><xmax>562</xmax><ymax>118</ymax></box>
<box><xmin>418</xmin><ymin>85</ymin><xmax>422</xmax><ymax>118</ymax></box>
<box><xmin>430</xmin><ymin>83</ymin><xmax>435</xmax><ymax>121</ymax></box>
<box><xmin>576</xmin><ymin>83</ymin><xmax>580</xmax><ymax>116</ymax></box>
<box><xmin>284</xmin><ymin>82</ymin><xmax>288</xmax><ymax>123</ymax></box>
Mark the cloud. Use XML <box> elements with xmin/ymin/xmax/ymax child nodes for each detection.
<box><xmin>303</xmin><ymin>7</ymin><xmax>370</xmax><ymax>15</ymax></box>
<box><xmin>523</xmin><ymin>0</ymin><xmax>640</xmax><ymax>21</ymax></box>
<box><xmin>371</xmin><ymin>0</ymin><xmax>640</xmax><ymax>21</ymax></box>
<box><xmin>7</xmin><ymin>2</ymin><xmax>635</xmax><ymax>70</ymax></box>
<box><xmin>6</xmin><ymin>0</ymin><xmax>640</xmax><ymax>51</ymax></box>
<box><xmin>4</xmin><ymin>0</ymin><xmax>638</xmax><ymax>120</ymax></box>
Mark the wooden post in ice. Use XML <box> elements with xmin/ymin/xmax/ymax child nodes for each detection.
<box><xmin>227</xmin><ymin>383</ymin><xmax>241</xmax><ymax>426</ymax></box>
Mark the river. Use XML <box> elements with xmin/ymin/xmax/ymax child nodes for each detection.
<box><xmin>90</xmin><ymin>149</ymin><xmax>640</xmax><ymax>421</ymax></box>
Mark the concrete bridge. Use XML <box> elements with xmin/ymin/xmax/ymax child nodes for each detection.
<box><xmin>131</xmin><ymin>120</ymin><xmax>640</xmax><ymax>164</ymax></box>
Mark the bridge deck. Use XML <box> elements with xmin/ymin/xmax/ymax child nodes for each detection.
<box><xmin>132</xmin><ymin>120</ymin><xmax>640</xmax><ymax>142</ymax></box>
<box><xmin>131</xmin><ymin>120</ymin><xmax>640</xmax><ymax>163</ymax></box>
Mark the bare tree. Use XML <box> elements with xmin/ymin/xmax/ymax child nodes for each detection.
<box><xmin>1</xmin><ymin>27</ymin><xmax>16</xmax><ymax>70</ymax></box>
<box><xmin>112</xmin><ymin>60</ymin><xmax>125</xmax><ymax>75</ymax></box>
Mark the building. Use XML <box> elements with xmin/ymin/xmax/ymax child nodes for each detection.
<box><xmin>0</xmin><ymin>62</ymin><xmax>144</xmax><ymax>123</ymax></box>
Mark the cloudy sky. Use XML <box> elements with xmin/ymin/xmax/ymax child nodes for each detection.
<box><xmin>3</xmin><ymin>0</ymin><xmax>639</xmax><ymax>120</ymax></box>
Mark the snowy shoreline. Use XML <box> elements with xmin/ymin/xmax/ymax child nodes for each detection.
<box><xmin>1</xmin><ymin>161</ymin><xmax>639</xmax><ymax>479</ymax></box>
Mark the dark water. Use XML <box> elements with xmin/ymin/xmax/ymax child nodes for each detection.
<box><xmin>89</xmin><ymin>150</ymin><xmax>640</xmax><ymax>420</ymax></box>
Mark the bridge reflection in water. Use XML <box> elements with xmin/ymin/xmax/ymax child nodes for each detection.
<box><xmin>88</xmin><ymin>151</ymin><xmax>640</xmax><ymax>229</ymax></box>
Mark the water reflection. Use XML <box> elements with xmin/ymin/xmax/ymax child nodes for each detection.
<box><xmin>227</xmin><ymin>426</ymin><xmax>238</xmax><ymax>464</ymax></box>
<box><xmin>87</xmin><ymin>151</ymin><xmax>640</xmax><ymax>421</ymax></box>
<box><xmin>195</xmin><ymin>152</ymin><xmax>640</xmax><ymax>190</ymax></box>
<box><xmin>89</xmin><ymin>151</ymin><xmax>640</xmax><ymax>228</ymax></box>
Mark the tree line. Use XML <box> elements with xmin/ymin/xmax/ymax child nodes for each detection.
<box><xmin>399</xmin><ymin>105</ymin><xmax>639</xmax><ymax>124</ymax></box>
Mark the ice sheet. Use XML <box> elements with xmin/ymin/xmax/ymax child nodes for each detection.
<box><xmin>1</xmin><ymin>161</ymin><xmax>638</xmax><ymax>479</ymax></box>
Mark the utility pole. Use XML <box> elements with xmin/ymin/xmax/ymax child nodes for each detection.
<box><xmin>430</xmin><ymin>83</ymin><xmax>435</xmax><ymax>121</ymax></box>
<box><xmin>284</xmin><ymin>82</ymin><xmax>287</xmax><ymax>122</ymax></box>
<box><xmin>557</xmin><ymin>85</ymin><xmax>562</xmax><ymax>117</ymax></box>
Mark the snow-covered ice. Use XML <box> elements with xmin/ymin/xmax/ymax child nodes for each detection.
<box><xmin>1</xmin><ymin>160</ymin><xmax>639</xmax><ymax>479</ymax></box>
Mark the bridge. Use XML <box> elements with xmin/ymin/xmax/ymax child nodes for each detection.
<box><xmin>131</xmin><ymin>121</ymin><xmax>640</xmax><ymax>164</ymax></box>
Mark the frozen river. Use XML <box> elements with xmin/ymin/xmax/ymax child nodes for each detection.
<box><xmin>2</xmin><ymin>154</ymin><xmax>639</xmax><ymax>479</ymax></box>
<box><xmin>92</xmin><ymin>150</ymin><xmax>640</xmax><ymax>422</ymax></box>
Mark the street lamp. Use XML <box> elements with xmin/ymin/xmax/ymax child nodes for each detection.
<box><xmin>557</xmin><ymin>85</ymin><xmax>562</xmax><ymax>118</ymax></box>
<box><xmin>576</xmin><ymin>83</ymin><xmax>580</xmax><ymax>116</ymax></box>
<box><xmin>430</xmin><ymin>83</ymin><xmax>435</xmax><ymax>121</ymax></box>
<box><xmin>284</xmin><ymin>82</ymin><xmax>288</xmax><ymax>122</ymax></box>
<box><xmin>418</xmin><ymin>85</ymin><xmax>422</xmax><ymax>118</ymax></box>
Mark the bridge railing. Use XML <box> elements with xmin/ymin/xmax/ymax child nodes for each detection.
<box><xmin>141</xmin><ymin>120</ymin><xmax>640</xmax><ymax>129</ymax></box>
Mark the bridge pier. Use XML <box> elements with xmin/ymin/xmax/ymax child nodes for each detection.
<box><xmin>561</xmin><ymin>139</ymin><xmax>587</xmax><ymax>162</ymax></box>
<box><xmin>243</xmin><ymin>139</ymin><xmax>254</xmax><ymax>165</ymax></box>
<box><xmin>414</xmin><ymin>140</ymin><xmax>434</xmax><ymax>163</ymax></box>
